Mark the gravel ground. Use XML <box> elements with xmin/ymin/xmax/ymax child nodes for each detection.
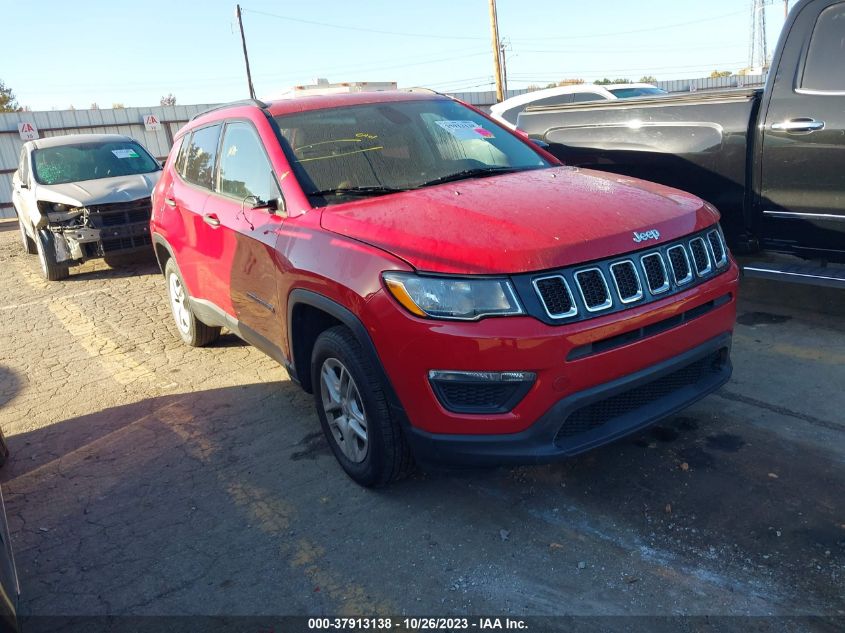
<box><xmin>0</xmin><ymin>220</ymin><xmax>841</xmax><ymax>632</ymax></box>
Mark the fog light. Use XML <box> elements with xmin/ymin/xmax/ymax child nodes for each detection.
<box><xmin>428</xmin><ymin>370</ymin><xmax>536</xmax><ymax>414</ymax></box>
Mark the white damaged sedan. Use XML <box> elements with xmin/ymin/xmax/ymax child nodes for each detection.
<box><xmin>11</xmin><ymin>133</ymin><xmax>161</xmax><ymax>280</ymax></box>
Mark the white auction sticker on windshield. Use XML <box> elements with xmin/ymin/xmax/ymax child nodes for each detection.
<box><xmin>434</xmin><ymin>120</ymin><xmax>494</xmax><ymax>140</ymax></box>
<box><xmin>112</xmin><ymin>149</ymin><xmax>140</xmax><ymax>159</ymax></box>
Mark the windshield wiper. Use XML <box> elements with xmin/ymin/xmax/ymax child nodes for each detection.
<box><xmin>414</xmin><ymin>166</ymin><xmax>524</xmax><ymax>188</ymax></box>
<box><xmin>309</xmin><ymin>186</ymin><xmax>407</xmax><ymax>198</ymax></box>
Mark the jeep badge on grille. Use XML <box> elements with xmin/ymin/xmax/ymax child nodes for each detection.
<box><xmin>633</xmin><ymin>229</ymin><xmax>661</xmax><ymax>243</ymax></box>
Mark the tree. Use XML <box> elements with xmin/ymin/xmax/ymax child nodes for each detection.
<box><xmin>0</xmin><ymin>79</ymin><xmax>20</xmax><ymax>112</ymax></box>
<box><xmin>710</xmin><ymin>70</ymin><xmax>732</xmax><ymax>78</ymax></box>
<box><xmin>90</xmin><ymin>102</ymin><xmax>100</xmax><ymax>110</ymax></box>
<box><xmin>160</xmin><ymin>93</ymin><xmax>177</xmax><ymax>106</ymax></box>
<box><xmin>595</xmin><ymin>78</ymin><xmax>632</xmax><ymax>85</ymax></box>
<box><xmin>557</xmin><ymin>78</ymin><xmax>584</xmax><ymax>86</ymax></box>
<box><xmin>112</xmin><ymin>103</ymin><xmax>126</xmax><ymax>109</ymax></box>
<box><xmin>639</xmin><ymin>75</ymin><xmax>657</xmax><ymax>84</ymax></box>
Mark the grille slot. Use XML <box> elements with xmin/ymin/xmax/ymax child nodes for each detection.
<box><xmin>667</xmin><ymin>245</ymin><xmax>693</xmax><ymax>285</ymax></box>
<box><xmin>610</xmin><ymin>260</ymin><xmax>643</xmax><ymax>303</ymax></box>
<box><xmin>438</xmin><ymin>382</ymin><xmax>521</xmax><ymax>410</ymax></box>
<box><xmin>555</xmin><ymin>349</ymin><xmax>727</xmax><ymax>441</ymax></box>
<box><xmin>575</xmin><ymin>268</ymin><xmax>613</xmax><ymax>312</ymax></box>
<box><xmin>641</xmin><ymin>253</ymin><xmax>670</xmax><ymax>294</ymax></box>
<box><xmin>533</xmin><ymin>275</ymin><xmax>577</xmax><ymax>318</ymax></box>
<box><xmin>689</xmin><ymin>238</ymin><xmax>712</xmax><ymax>276</ymax></box>
<box><xmin>88</xmin><ymin>199</ymin><xmax>152</xmax><ymax>230</ymax></box>
<box><xmin>707</xmin><ymin>230</ymin><xmax>727</xmax><ymax>267</ymax></box>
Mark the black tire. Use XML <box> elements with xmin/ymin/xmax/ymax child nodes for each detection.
<box><xmin>17</xmin><ymin>214</ymin><xmax>36</xmax><ymax>254</ymax></box>
<box><xmin>311</xmin><ymin>325</ymin><xmax>413</xmax><ymax>487</ymax></box>
<box><xmin>163</xmin><ymin>258</ymin><xmax>221</xmax><ymax>347</ymax></box>
<box><xmin>35</xmin><ymin>230</ymin><xmax>69</xmax><ymax>281</ymax></box>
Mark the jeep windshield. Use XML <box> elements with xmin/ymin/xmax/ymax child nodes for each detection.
<box><xmin>32</xmin><ymin>140</ymin><xmax>160</xmax><ymax>186</ymax></box>
<box><xmin>274</xmin><ymin>98</ymin><xmax>551</xmax><ymax>206</ymax></box>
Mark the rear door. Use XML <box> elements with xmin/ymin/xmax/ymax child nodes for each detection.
<box><xmin>211</xmin><ymin>119</ymin><xmax>286</xmax><ymax>351</ymax></box>
<box><xmin>169</xmin><ymin>123</ymin><xmax>239</xmax><ymax>314</ymax></box>
<box><xmin>758</xmin><ymin>0</ymin><xmax>845</xmax><ymax>259</ymax></box>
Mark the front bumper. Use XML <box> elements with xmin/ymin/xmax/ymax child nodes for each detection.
<box><xmin>406</xmin><ymin>332</ymin><xmax>732</xmax><ymax>466</ymax></box>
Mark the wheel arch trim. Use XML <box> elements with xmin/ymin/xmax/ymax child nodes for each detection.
<box><xmin>287</xmin><ymin>289</ymin><xmax>411</xmax><ymax>430</ymax></box>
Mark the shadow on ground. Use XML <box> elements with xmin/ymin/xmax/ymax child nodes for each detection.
<box><xmin>1</xmin><ymin>382</ymin><xmax>842</xmax><ymax>618</ymax></box>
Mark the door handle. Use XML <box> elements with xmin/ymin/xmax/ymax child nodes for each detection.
<box><xmin>771</xmin><ymin>118</ymin><xmax>825</xmax><ymax>133</ymax></box>
<box><xmin>203</xmin><ymin>213</ymin><xmax>221</xmax><ymax>228</ymax></box>
<box><xmin>164</xmin><ymin>197</ymin><xmax>177</xmax><ymax>207</ymax></box>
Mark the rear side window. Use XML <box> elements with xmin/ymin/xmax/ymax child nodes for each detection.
<box><xmin>183</xmin><ymin>125</ymin><xmax>221</xmax><ymax>189</ymax></box>
<box><xmin>801</xmin><ymin>3</ymin><xmax>845</xmax><ymax>92</ymax></box>
<box><xmin>532</xmin><ymin>94</ymin><xmax>575</xmax><ymax>107</ymax></box>
<box><xmin>572</xmin><ymin>92</ymin><xmax>606</xmax><ymax>103</ymax></box>
<box><xmin>500</xmin><ymin>106</ymin><xmax>523</xmax><ymax>125</ymax></box>
<box><xmin>217</xmin><ymin>121</ymin><xmax>280</xmax><ymax>202</ymax></box>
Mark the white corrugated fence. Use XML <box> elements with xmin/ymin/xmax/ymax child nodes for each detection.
<box><xmin>0</xmin><ymin>104</ymin><xmax>217</xmax><ymax>219</ymax></box>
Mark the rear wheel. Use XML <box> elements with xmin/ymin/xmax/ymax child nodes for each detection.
<box><xmin>17</xmin><ymin>215</ymin><xmax>36</xmax><ymax>254</ymax></box>
<box><xmin>312</xmin><ymin>326</ymin><xmax>413</xmax><ymax>487</ymax></box>
<box><xmin>35</xmin><ymin>230</ymin><xmax>69</xmax><ymax>281</ymax></box>
<box><xmin>164</xmin><ymin>258</ymin><xmax>221</xmax><ymax>347</ymax></box>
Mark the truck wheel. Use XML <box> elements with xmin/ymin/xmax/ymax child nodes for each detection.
<box><xmin>164</xmin><ymin>258</ymin><xmax>221</xmax><ymax>347</ymax></box>
<box><xmin>17</xmin><ymin>215</ymin><xmax>37</xmax><ymax>254</ymax></box>
<box><xmin>35</xmin><ymin>230</ymin><xmax>69</xmax><ymax>281</ymax></box>
<box><xmin>311</xmin><ymin>326</ymin><xmax>413</xmax><ymax>487</ymax></box>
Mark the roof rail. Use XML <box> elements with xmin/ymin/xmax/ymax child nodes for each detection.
<box><xmin>190</xmin><ymin>99</ymin><xmax>269</xmax><ymax>121</ymax></box>
<box><xmin>402</xmin><ymin>87</ymin><xmax>441</xmax><ymax>95</ymax></box>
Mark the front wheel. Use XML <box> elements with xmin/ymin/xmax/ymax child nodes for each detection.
<box><xmin>311</xmin><ymin>326</ymin><xmax>413</xmax><ymax>487</ymax></box>
<box><xmin>35</xmin><ymin>230</ymin><xmax>69</xmax><ymax>281</ymax></box>
<box><xmin>164</xmin><ymin>258</ymin><xmax>221</xmax><ymax>347</ymax></box>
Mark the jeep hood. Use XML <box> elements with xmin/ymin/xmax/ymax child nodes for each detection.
<box><xmin>319</xmin><ymin>166</ymin><xmax>719</xmax><ymax>275</ymax></box>
<box><xmin>35</xmin><ymin>172</ymin><xmax>161</xmax><ymax>208</ymax></box>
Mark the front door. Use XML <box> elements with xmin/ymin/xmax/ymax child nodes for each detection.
<box><xmin>214</xmin><ymin>119</ymin><xmax>286</xmax><ymax>352</ymax></box>
<box><xmin>758</xmin><ymin>0</ymin><xmax>845</xmax><ymax>260</ymax></box>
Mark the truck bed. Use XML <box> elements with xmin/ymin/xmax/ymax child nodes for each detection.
<box><xmin>518</xmin><ymin>89</ymin><xmax>763</xmax><ymax>244</ymax></box>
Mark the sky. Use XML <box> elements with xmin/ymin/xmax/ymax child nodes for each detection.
<box><xmin>2</xmin><ymin>0</ymin><xmax>795</xmax><ymax>111</ymax></box>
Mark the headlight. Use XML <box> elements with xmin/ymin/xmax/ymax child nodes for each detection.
<box><xmin>382</xmin><ymin>272</ymin><xmax>524</xmax><ymax>320</ymax></box>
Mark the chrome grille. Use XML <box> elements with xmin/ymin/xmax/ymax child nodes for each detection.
<box><xmin>707</xmin><ymin>230</ymin><xmax>727</xmax><ymax>267</ymax></box>
<box><xmin>527</xmin><ymin>226</ymin><xmax>730</xmax><ymax>324</ymax></box>
<box><xmin>610</xmin><ymin>260</ymin><xmax>643</xmax><ymax>303</ymax></box>
<box><xmin>575</xmin><ymin>268</ymin><xmax>613</xmax><ymax>312</ymax></box>
<box><xmin>533</xmin><ymin>276</ymin><xmax>577</xmax><ymax>318</ymax></box>
<box><xmin>641</xmin><ymin>253</ymin><xmax>670</xmax><ymax>294</ymax></box>
<box><xmin>689</xmin><ymin>238</ymin><xmax>712</xmax><ymax>276</ymax></box>
<box><xmin>667</xmin><ymin>245</ymin><xmax>693</xmax><ymax>285</ymax></box>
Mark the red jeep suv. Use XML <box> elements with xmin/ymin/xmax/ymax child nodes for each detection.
<box><xmin>150</xmin><ymin>92</ymin><xmax>738</xmax><ymax>486</ymax></box>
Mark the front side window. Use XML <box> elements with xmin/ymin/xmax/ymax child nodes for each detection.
<box><xmin>19</xmin><ymin>147</ymin><xmax>29</xmax><ymax>183</ymax></box>
<box><xmin>801</xmin><ymin>3</ymin><xmax>845</xmax><ymax>92</ymax></box>
<box><xmin>32</xmin><ymin>140</ymin><xmax>159</xmax><ymax>186</ymax></box>
<box><xmin>275</xmin><ymin>98</ymin><xmax>550</xmax><ymax>205</ymax></box>
<box><xmin>183</xmin><ymin>125</ymin><xmax>221</xmax><ymax>189</ymax></box>
<box><xmin>218</xmin><ymin>121</ymin><xmax>279</xmax><ymax>202</ymax></box>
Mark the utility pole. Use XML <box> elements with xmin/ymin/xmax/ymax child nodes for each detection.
<box><xmin>784</xmin><ymin>0</ymin><xmax>789</xmax><ymax>19</ymax></box>
<box><xmin>488</xmin><ymin>0</ymin><xmax>504</xmax><ymax>103</ymax></box>
<box><xmin>236</xmin><ymin>4</ymin><xmax>257</xmax><ymax>100</ymax></box>
<box><xmin>499</xmin><ymin>38</ymin><xmax>510</xmax><ymax>96</ymax></box>
<box><xmin>749</xmin><ymin>0</ymin><xmax>768</xmax><ymax>71</ymax></box>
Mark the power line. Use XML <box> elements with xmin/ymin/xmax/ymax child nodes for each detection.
<box><xmin>243</xmin><ymin>7</ymin><xmax>748</xmax><ymax>43</ymax></box>
<box><xmin>512</xmin><ymin>9</ymin><xmax>747</xmax><ymax>41</ymax></box>
<box><xmin>244</xmin><ymin>8</ymin><xmax>487</xmax><ymax>40</ymax></box>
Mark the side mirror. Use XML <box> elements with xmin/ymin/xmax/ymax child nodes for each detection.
<box><xmin>251</xmin><ymin>195</ymin><xmax>287</xmax><ymax>219</ymax></box>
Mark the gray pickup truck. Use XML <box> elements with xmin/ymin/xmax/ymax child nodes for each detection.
<box><xmin>517</xmin><ymin>0</ymin><xmax>845</xmax><ymax>289</ymax></box>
